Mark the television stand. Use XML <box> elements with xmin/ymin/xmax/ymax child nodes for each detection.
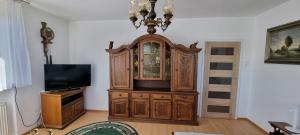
<box><xmin>41</xmin><ymin>87</ymin><xmax>86</xmax><ymax>129</ymax></box>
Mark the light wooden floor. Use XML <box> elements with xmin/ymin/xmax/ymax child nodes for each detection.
<box><xmin>27</xmin><ymin>111</ymin><xmax>267</xmax><ymax>135</ymax></box>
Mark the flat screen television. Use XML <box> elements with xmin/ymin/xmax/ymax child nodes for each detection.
<box><xmin>44</xmin><ymin>64</ymin><xmax>91</xmax><ymax>91</ymax></box>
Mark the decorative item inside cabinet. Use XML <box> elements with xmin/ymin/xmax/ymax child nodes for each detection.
<box><xmin>133</xmin><ymin>44</ymin><xmax>139</xmax><ymax>80</ymax></box>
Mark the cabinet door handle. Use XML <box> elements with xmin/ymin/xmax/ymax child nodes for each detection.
<box><xmin>119</xmin><ymin>94</ymin><xmax>122</xmax><ymax>97</ymax></box>
<box><xmin>140</xmin><ymin>95</ymin><xmax>143</xmax><ymax>97</ymax></box>
<box><xmin>175</xmin><ymin>69</ymin><xmax>178</xmax><ymax>71</ymax></box>
<box><xmin>161</xmin><ymin>96</ymin><xmax>165</xmax><ymax>98</ymax></box>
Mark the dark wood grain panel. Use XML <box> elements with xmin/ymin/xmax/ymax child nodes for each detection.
<box><xmin>110</xmin><ymin>50</ymin><xmax>130</xmax><ymax>89</ymax></box>
<box><xmin>131</xmin><ymin>98</ymin><xmax>150</xmax><ymax>118</ymax></box>
<box><xmin>111</xmin><ymin>98</ymin><xmax>129</xmax><ymax>117</ymax></box>
<box><xmin>151</xmin><ymin>99</ymin><xmax>172</xmax><ymax>120</ymax></box>
<box><xmin>172</xmin><ymin>50</ymin><xmax>195</xmax><ymax>91</ymax></box>
<box><xmin>173</xmin><ymin>94</ymin><xmax>195</xmax><ymax>121</ymax></box>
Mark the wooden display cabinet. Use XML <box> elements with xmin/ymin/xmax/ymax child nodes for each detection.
<box><xmin>41</xmin><ymin>88</ymin><xmax>86</xmax><ymax>129</ymax></box>
<box><xmin>106</xmin><ymin>34</ymin><xmax>201</xmax><ymax>125</ymax></box>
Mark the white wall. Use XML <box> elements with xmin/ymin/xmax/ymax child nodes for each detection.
<box><xmin>248</xmin><ymin>0</ymin><xmax>300</xmax><ymax>131</ymax></box>
<box><xmin>0</xmin><ymin>4</ymin><xmax>69</xmax><ymax>135</ymax></box>
<box><xmin>69</xmin><ymin>18</ymin><xmax>254</xmax><ymax>117</ymax></box>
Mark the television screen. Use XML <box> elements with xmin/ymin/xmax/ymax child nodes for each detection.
<box><xmin>44</xmin><ymin>64</ymin><xmax>91</xmax><ymax>91</ymax></box>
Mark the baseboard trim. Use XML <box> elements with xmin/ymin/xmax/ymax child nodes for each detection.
<box><xmin>21</xmin><ymin>124</ymin><xmax>43</xmax><ymax>135</ymax></box>
<box><xmin>237</xmin><ymin>117</ymin><xmax>268</xmax><ymax>134</ymax></box>
<box><xmin>86</xmin><ymin>109</ymin><xmax>108</xmax><ymax>112</ymax></box>
<box><xmin>22</xmin><ymin>110</ymin><xmax>107</xmax><ymax>134</ymax></box>
<box><xmin>22</xmin><ymin>129</ymin><xmax>33</xmax><ymax>135</ymax></box>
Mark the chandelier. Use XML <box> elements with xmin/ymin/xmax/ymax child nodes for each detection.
<box><xmin>129</xmin><ymin>0</ymin><xmax>174</xmax><ymax>34</ymax></box>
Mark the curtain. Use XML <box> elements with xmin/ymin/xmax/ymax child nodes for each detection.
<box><xmin>0</xmin><ymin>0</ymin><xmax>32</xmax><ymax>91</ymax></box>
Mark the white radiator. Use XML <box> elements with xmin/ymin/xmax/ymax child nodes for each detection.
<box><xmin>0</xmin><ymin>103</ymin><xmax>8</xmax><ymax>135</ymax></box>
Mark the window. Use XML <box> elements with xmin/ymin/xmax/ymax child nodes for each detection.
<box><xmin>0</xmin><ymin>58</ymin><xmax>6</xmax><ymax>91</ymax></box>
<box><xmin>0</xmin><ymin>0</ymin><xmax>32</xmax><ymax>91</ymax></box>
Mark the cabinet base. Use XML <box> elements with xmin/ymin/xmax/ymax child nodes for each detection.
<box><xmin>108</xmin><ymin>116</ymin><xmax>199</xmax><ymax>126</ymax></box>
<box><xmin>45</xmin><ymin>111</ymin><xmax>86</xmax><ymax>129</ymax></box>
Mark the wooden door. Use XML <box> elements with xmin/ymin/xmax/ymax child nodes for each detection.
<box><xmin>111</xmin><ymin>98</ymin><xmax>129</xmax><ymax>117</ymax></box>
<box><xmin>173</xmin><ymin>95</ymin><xmax>195</xmax><ymax>121</ymax></box>
<box><xmin>151</xmin><ymin>100</ymin><xmax>172</xmax><ymax>119</ymax></box>
<box><xmin>202</xmin><ymin>42</ymin><xmax>240</xmax><ymax>119</ymax></box>
<box><xmin>172</xmin><ymin>50</ymin><xmax>195</xmax><ymax>91</ymax></box>
<box><xmin>62</xmin><ymin>105</ymin><xmax>74</xmax><ymax>124</ymax></box>
<box><xmin>131</xmin><ymin>98</ymin><xmax>150</xmax><ymax>118</ymax></box>
<box><xmin>74</xmin><ymin>99</ymin><xmax>84</xmax><ymax>115</ymax></box>
<box><xmin>110</xmin><ymin>50</ymin><xmax>130</xmax><ymax>89</ymax></box>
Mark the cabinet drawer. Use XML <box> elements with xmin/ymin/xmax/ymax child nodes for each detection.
<box><xmin>132</xmin><ymin>93</ymin><xmax>149</xmax><ymax>99</ymax></box>
<box><xmin>174</xmin><ymin>95</ymin><xmax>195</xmax><ymax>102</ymax></box>
<box><xmin>110</xmin><ymin>92</ymin><xmax>128</xmax><ymax>99</ymax></box>
<box><xmin>151</xmin><ymin>94</ymin><xmax>171</xmax><ymax>100</ymax></box>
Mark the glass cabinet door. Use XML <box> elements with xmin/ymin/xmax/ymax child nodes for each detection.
<box><xmin>140</xmin><ymin>41</ymin><xmax>163</xmax><ymax>80</ymax></box>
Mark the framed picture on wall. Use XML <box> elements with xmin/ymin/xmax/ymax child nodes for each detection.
<box><xmin>265</xmin><ymin>20</ymin><xmax>300</xmax><ymax>64</ymax></box>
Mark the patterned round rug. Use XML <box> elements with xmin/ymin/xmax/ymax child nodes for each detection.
<box><xmin>66</xmin><ymin>121</ymin><xmax>138</xmax><ymax>135</ymax></box>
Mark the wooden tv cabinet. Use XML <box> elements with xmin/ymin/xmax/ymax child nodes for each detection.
<box><xmin>41</xmin><ymin>88</ymin><xmax>86</xmax><ymax>129</ymax></box>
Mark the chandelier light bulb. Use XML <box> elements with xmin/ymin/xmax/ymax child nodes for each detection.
<box><xmin>164</xmin><ymin>0</ymin><xmax>174</xmax><ymax>14</ymax></box>
<box><xmin>163</xmin><ymin>6</ymin><xmax>172</xmax><ymax>14</ymax></box>
<box><xmin>139</xmin><ymin>3</ymin><xmax>147</xmax><ymax>11</ymax></box>
<box><xmin>130</xmin><ymin>0</ymin><xmax>135</xmax><ymax>5</ymax></box>
<box><xmin>129</xmin><ymin>10</ymin><xmax>137</xmax><ymax>17</ymax></box>
<box><xmin>138</xmin><ymin>0</ymin><xmax>151</xmax><ymax>11</ymax></box>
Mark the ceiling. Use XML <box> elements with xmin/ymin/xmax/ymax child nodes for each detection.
<box><xmin>30</xmin><ymin>0</ymin><xmax>288</xmax><ymax>21</ymax></box>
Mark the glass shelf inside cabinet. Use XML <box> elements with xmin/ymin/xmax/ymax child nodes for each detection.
<box><xmin>142</xmin><ymin>42</ymin><xmax>161</xmax><ymax>79</ymax></box>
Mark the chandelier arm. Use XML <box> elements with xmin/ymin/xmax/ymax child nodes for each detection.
<box><xmin>132</xmin><ymin>18</ymin><xmax>144</xmax><ymax>29</ymax></box>
<box><xmin>161</xmin><ymin>22</ymin><xmax>168</xmax><ymax>31</ymax></box>
<box><xmin>158</xmin><ymin>19</ymin><xmax>168</xmax><ymax>31</ymax></box>
<box><xmin>156</xmin><ymin>18</ymin><xmax>162</xmax><ymax>27</ymax></box>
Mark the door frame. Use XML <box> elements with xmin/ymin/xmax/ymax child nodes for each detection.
<box><xmin>202</xmin><ymin>41</ymin><xmax>241</xmax><ymax>119</ymax></box>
